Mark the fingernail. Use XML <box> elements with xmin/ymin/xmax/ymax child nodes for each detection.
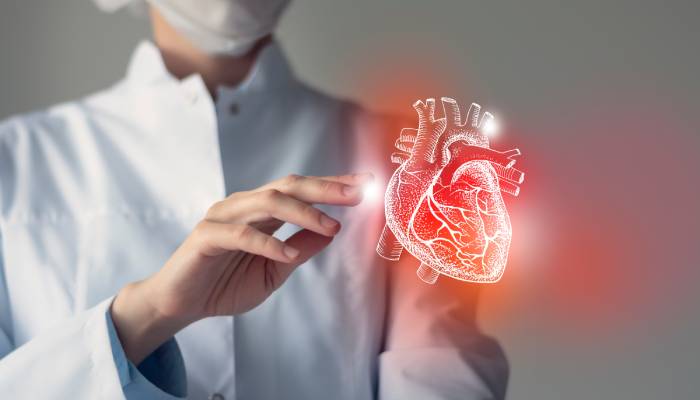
<box><xmin>320</xmin><ymin>214</ymin><xmax>339</xmax><ymax>228</ymax></box>
<box><xmin>283</xmin><ymin>246</ymin><xmax>300</xmax><ymax>260</ymax></box>
<box><xmin>354</xmin><ymin>172</ymin><xmax>374</xmax><ymax>181</ymax></box>
<box><xmin>342</xmin><ymin>185</ymin><xmax>361</xmax><ymax>196</ymax></box>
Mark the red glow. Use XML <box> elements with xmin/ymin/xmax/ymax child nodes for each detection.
<box><xmin>341</xmin><ymin>38</ymin><xmax>700</xmax><ymax>344</ymax></box>
<box><xmin>480</xmin><ymin>99</ymin><xmax>700</xmax><ymax>341</ymax></box>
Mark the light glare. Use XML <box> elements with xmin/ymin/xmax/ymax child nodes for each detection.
<box><xmin>483</xmin><ymin>118</ymin><xmax>499</xmax><ymax>136</ymax></box>
<box><xmin>363</xmin><ymin>181</ymin><xmax>380</xmax><ymax>202</ymax></box>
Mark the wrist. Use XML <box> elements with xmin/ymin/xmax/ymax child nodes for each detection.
<box><xmin>110</xmin><ymin>280</ymin><xmax>190</xmax><ymax>365</ymax></box>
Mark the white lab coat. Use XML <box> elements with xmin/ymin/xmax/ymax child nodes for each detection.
<box><xmin>0</xmin><ymin>41</ymin><xmax>508</xmax><ymax>399</ymax></box>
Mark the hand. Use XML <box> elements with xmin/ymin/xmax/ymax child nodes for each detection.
<box><xmin>111</xmin><ymin>173</ymin><xmax>372</xmax><ymax>364</ymax></box>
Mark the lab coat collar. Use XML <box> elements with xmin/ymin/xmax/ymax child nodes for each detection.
<box><xmin>125</xmin><ymin>40</ymin><xmax>297</xmax><ymax>93</ymax></box>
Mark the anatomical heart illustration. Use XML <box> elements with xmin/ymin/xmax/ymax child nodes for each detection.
<box><xmin>376</xmin><ymin>97</ymin><xmax>525</xmax><ymax>284</ymax></box>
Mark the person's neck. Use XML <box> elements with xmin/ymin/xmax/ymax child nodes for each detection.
<box><xmin>151</xmin><ymin>8</ymin><xmax>269</xmax><ymax>97</ymax></box>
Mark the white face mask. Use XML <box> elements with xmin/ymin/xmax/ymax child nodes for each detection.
<box><xmin>94</xmin><ymin>0</ymin><xmax>291</xmax><ymax>56</ymax></box>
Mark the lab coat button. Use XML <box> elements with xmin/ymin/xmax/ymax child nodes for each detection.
<box><xmin>209</xmin><ymin>393</ymin><xmax>225</xmax><ymax>400</ymax></box>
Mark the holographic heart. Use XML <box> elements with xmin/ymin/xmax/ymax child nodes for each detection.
<box><xmin>377</xmin><ymin>97</ymin><xmax>524</xmax><ymax>284</ymax></box>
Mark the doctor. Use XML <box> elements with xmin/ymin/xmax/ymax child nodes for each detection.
<box><xmin>0</xmin><ymin>0</ymin><xmax>508</xmax><ymax>399</ymax></box>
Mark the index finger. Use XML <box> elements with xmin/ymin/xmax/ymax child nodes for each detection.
<box><xmin>260</xmin><ymin>174</ymin><xmax>367</xmax><ymax>206</ymax></box>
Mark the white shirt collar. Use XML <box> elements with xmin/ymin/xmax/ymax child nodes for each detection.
<box><xmin>125</xmin><ymin>39</ymin><xmax>297</xmax><ymax>94</ymax></box>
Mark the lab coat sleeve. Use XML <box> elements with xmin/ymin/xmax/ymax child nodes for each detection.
<box><xmin>0</xmin><ymin>233</ymin><xmax>187</xmax><ymax>399</ymax></box>
<box><xmin>378</xmin><ymin>258</ymin><xmax>509</xmax><ymax>400</ymax></box>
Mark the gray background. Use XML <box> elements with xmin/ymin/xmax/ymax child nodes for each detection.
<box><xmin>1</xmin><ymin>1</ymin><xmax>699</xmax><ymax>398</ymax></box>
